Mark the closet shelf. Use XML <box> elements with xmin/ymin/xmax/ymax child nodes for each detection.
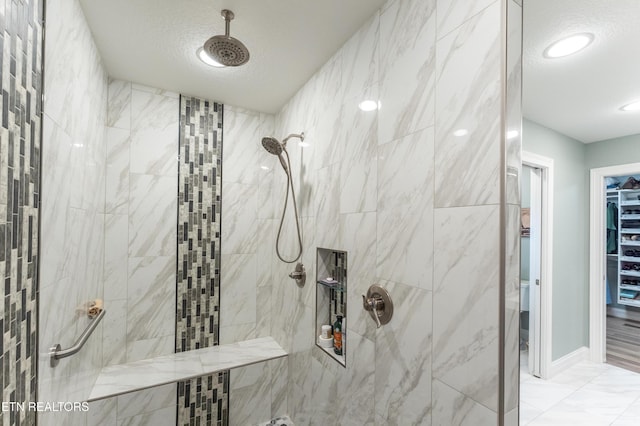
<box><xmin>620</xmin><ymin>284</ymin><xmax>640</xmax><ymax>291</ymax></box>
<box><xmin>620</xmin><ymin>298</ymin><xmax>640</xmax><ymax>308</ymax></box>
<box><xmin>614</xmin><ymin>187</ymin><xmax>640</xmax><ymax>307</ymax></box>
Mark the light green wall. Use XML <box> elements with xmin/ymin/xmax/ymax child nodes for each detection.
<box><xmin>587</xmin><ymin>134</ymin><xmax>640</xmax><ymax>314</ymax></box>
<box><xmin>523</xmin><ymin>119</ymin><xmax>589</xmax><ymax>361</ymax></box>
<box><xmin>586</xmin><ymin>134</ymin><xmax>640</xmax><ymax>169</ymax></box>
<box><xmin>524</xmin><ymin>122</ymin><xmax>640</xmax><ymax>362</ymax></box>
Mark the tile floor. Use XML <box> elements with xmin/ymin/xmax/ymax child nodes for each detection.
<box><xmin>520</xmin><ymin>352</ymin><xmax>640</xmax><ymax>425</ymax></box>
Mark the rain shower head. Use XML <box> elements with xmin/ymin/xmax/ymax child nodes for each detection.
<box><xmin>203</xmin><ymin>10</ymin><xmax>250</xmax><ymax>67</ymax></box>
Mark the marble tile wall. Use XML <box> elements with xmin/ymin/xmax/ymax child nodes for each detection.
<box><xmin>101</xmin><ymin>80</ymin><xmax>179</xmax><ymax>424</ymax></box>
<box><xmin>258</xmin><ymin>0</ymin><xmax>518</xmax><ymax>424</ymax></box>
<box><xmin>104</xmin><ymin>80</ymin><xmax>178</xmax><ymax>365</ymax></box>
<box><xmin>38</xmin><ymin>0</ymin><xmax>108</xmax><ymax>424</ymax></box>
<box><xmin>221</xmin><ymin>105</ymin><xmax>286</xmax><ymax>424</ymax></box>
<box><xmin>86</xmin><ymin>384</ymin><xmax>177</xmax><ymax>426</ymax></box>
<box><xmin>28</xmin><ymin>1</ymin><xmax>519</xmax><ymax>426</ymax></box>
<box><xmin>0</xmin><ymin>0</ymin><xmax>43</xmax><ymax>425</ymax></box>
<box><xmin>220</xmin><ymin>106</ymin><xmax>275</xmax><ymax>344</ymax></box>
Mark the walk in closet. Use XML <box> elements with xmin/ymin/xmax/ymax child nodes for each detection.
<box><xmin>605</xmin><ymin>176</ymin><xmax>640</xmax><ymax>374</ymax></box>
<box><xmin>617</xmin><ymin>189</ymin><xmax>640</xmax><ymax>306</ymax></box>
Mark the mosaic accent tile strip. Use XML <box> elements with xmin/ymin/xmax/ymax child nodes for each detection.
<box><xmin>177</xmin><ymin>96</ymin><xmax>227</xmax><ymax>425</ymax></box>
<box><xmin>0</xmin><ymin>0</ymin><xmax>43</xmax><ymax>425</ymax></box>
<box><xmin>329</xmin><ymin>251</ymin><xmax>347</xmax><ymax>321</ymax></box>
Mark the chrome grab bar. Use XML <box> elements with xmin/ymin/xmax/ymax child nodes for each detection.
<box><xmin>49</xmin><ymin>309</ymin><xmax>106</xmax><ymax>367</ymax></box>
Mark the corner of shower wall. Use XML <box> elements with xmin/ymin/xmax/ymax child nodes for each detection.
<box><xmin>38</xmin><ymin>0</ymin><xmax>109</xmax><ymax>423</ymax></box>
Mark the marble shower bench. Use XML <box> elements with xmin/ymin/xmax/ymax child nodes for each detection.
<box><xmin>88</xmin><ymin>337</ymin><xmax>287</xmax><ymax>401</ymax></box>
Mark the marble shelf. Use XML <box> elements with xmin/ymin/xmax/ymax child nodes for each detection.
<box><xmin>88</xmin><ymin>337</ymin><xmax>287</xmax><ymax>401</ymax></box>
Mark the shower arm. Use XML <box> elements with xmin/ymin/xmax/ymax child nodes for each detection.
<box><xmin>222</xmin><ymin>9</ymin><xmax>233</xmax><ymax>37</ymax></box>
<box><xmin>283</xmin><ymin>132</ymin><xmax>305</xmax><ymax>144</ymax></box>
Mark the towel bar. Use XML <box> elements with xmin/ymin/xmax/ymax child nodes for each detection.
<box><xmin>49</xmin><ymin>309</ymin><xmax>106</xmax><ymax>367</ymax></box>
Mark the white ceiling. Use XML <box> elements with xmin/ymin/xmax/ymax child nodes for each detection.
<box><xmin>523</xmin><ymin>0</ymin><xmax>640</xmax><ymax>143</ymax></box>
<box><xmin>78</xmin><ymin>0</ymin><xmax>386</xmax><ymax>114</ymax></box>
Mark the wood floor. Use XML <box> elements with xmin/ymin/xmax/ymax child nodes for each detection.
<box><xmin>606</xmin><ymin>315</ymin><xmax>640</xmax><ymax>373</ymax></box>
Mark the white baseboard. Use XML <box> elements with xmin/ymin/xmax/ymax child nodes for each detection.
<box><xmin>607</xmin><ymin>306</ymin><xmax>640</xmax><ymax>322</ymax></box>
<box><xmin>548</xmin><ymin>346</ymin><xmax>589</xmax><ymax>378</ymax></box>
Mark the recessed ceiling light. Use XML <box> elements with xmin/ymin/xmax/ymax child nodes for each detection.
<box><xmin>358</xmin><ymin>100</ymin><xmax>379</xmax><ymax>112</ymax></box>
<box><xmin>197</xmin><ymin>47</ymin><xmax>225</xmax><ymax>68</ymax></box>
<box><xmin>543</xmin><ymin>33</ymin><xmax>594</xmax><ymax>58</ymax></box>
<box><xmin>620</xmin><ymin>101</ymin><xmax>640</xmax><ymax>112</ymax></box>
<box><xmin>453</xmin><ymin>129</ymin><xmax>468</xmax><ymax>137</ymax></box>
<box><xmin>260</xmin><ymin>165</ymin><xmax>270</xmax><ymax>171</ymax></box>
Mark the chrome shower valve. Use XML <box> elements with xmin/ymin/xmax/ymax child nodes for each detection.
<box><xmin>362</xmin><ymin>284</ymin><xmax>394</xmax><ymax>328</ymax></box>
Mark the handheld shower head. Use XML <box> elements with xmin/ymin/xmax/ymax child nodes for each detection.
<box><xmin>261</xmin><ymin>136</ymin><xmax>283</xmax><ymax>155</ymax></box>
<box><xmin>261</xmin><ymin>132</ymin><xmax>305</xmax><ymax>264</ymax></box>
<box><xmin>261</xmin><ymin>136</ymin><xmax>288</xmax><ymax>171</ymax></box>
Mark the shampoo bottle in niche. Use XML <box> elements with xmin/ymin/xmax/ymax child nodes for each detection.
<box><xmin>333</xmin><ymin>315</ymin><xmax>343</xmax><ymax>356</ymax></box>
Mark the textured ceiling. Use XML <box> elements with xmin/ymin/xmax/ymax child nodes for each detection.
<box><xmin>79</xmin><ymin>0</ymin><xmax>386</xmax><ymax>113</ymax></box>
<box><xmin>524</xmin><ymin>0</ymin><xmax>640</xmax><ymax>143</ymax></box>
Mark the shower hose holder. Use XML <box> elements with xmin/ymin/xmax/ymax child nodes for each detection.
<box><xmin>289</xmin><ymin>262</ymin><xmax>306</xmax><ymax>286</ymax></box>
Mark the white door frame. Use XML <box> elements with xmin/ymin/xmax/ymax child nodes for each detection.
<box><xmin>523</xmin><ymin>151</ymin><xmax>554</xmax><ymax>379</ymax></box>
<box><xmin>528</xmin><ymin>166</ymin><xmax>542</xmax><ymax>376</ymax></box>
<box><xmin>589</xmin><ymin>162</ymin><xmax>640</xmax><ymax>362</ymax></box>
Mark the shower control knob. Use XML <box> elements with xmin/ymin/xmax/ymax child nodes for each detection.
<box><xmin>362</xmin><ymin>295</ymin><xmax>383</xmax><ymax>328</ymax></box>
<box><xmin>362</xmin><ymin>285</ymin><xmax>393</xmax><ymax>328</ymax></box>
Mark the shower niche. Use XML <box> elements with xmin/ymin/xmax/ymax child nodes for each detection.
<box><xmin>315</xmin><ymin>248</ymin><xmax>347</xmax><ymax>367</ymax></box>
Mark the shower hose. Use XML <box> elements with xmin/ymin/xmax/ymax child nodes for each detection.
<box><xmin>275</xmin><ymin>148</ymin><xmax>303</xmax><ymax>263</ymax></box>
